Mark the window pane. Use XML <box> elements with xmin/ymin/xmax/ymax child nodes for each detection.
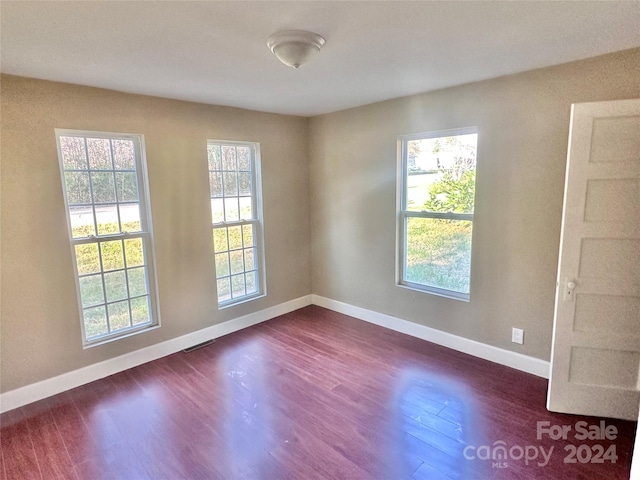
<box><xmin>231</xmin><ymin>274</ymin><xmax>246</xmax><ymax>298</ymax></box>
<box><xmin>213</xmin><ymin>228</ymin><xmax>229</xmax><ymax>252</ymax></box>
<box><xmin>215</xmin><ymin>253</ymin><xmax>230</xmax><ymax>278</ymax></box>
<box><xmin>229</xmin><ymin>250</ymin><xmax>244</xmax><ymax>275</ymax></box>
<box><xmin>405</xmin><ymin>217</ymin><xmax>472</xmax><ymax>294</ymax></box>
<box><xmin>223</xmin><ymin>172</ymin><xmax>238</xmax><ymax>196</ymax></box>
<box><xmin>104</xmin><ymin>270</ymin><xmax>127</xmax><ymax>302</ymax></box>
<box><xmin>79</xmin><ymin>274</ymin><xmax>104</xmax><ymax>307</ymax></box>
<box><xmin>217</xmin><ymin>277</ymin><xmax>231</xmax><ymax>303</ymax></box>
<box><xmin>224</xmin><ymin>198</ymin><xmax>239</xmax><ymax>222</ymax></box>
<box><xmin>211</xmin><ymin>199</ymin><xmax>224</xmax><ymax>224</ymax></box>
<box><xmin>207</xmin><ymin>144</ymin><xmax>222</xmax><ymax>171</ymax></box>
<box><xmin>108</xmin><ymin>301</ymin><xmax>131</xmax><ymax>331</ymax></box>
<box><xmin>60</xmin><ymin>136</ymin><xmax>88</xmax><ymax>170</ymax></box>
<box><xmin>222</xmin><ymin>145</ymin><xmax>237</xmax><ymax>170</ymax></box>
<box><xmin>91</xmin><ymin>172</ymin><xmax>116</xmax><ymax>204</ymax></box>
<box><xmin>115</xmin><ymin>172</ymin><xmax>139</xmax><ymax>202</ymax></box>
<box><xmin>128</xmin><ymin>267</ymin><xmax>148</xmax><ymax>297</ymax></box>
<box><xmin>124</xmin><ymin>238</ymin><xmax>144</xmax><ymax>267</ymax></box>
<box><xmin>96</xmin><ymin>204</ymin><xmax>120</xmax><ymax>235</ymax></box>
<box><xmin>113</xmin><ymin>139</ymin><xmax>135</xmax><ymax>170</ymax></box>
<box><xmin>75</xmin><ymin>243</ymin><xmax>101</xmax><ymax>275</ymax></box>
<box><xmin>101</xmin><ymin>240</ymin><xmax>125</xmax><ymax>271</ymax></box>
<box><xmin>119</xmin><ymin>204</ymin><xmax>141</xmax><ymax>232</ymax></box>
<box><xmin>84</xmin><ymin>305</ymin><xmax>108</xmax><ymax>338</ymax></box>
<box><xmin>242</xmin><ymin>224</ymin><xmax>254</xmax><ymax>247</ymax></box>
<box><xmin>87</xmin><ymin>138</ymin><xmax>112</xmax><ymax>170</ymax></box>
<box><xmin>239</xmin><ymin>197</ymin><xmax>252</xmax><ymax>220</ymax></box>
<box><xmin>70</xmin><ymin>206</ymin><xmax>95</xmax><ymax>238</ymax></box>
<box><xmin>64</xmin><ymin>172</ymin><xmax>92</xmax><ymax>205</ymax></box>
<box><xmin>244</xmin><ymin>248</ymin><xmax>255</xmax><ymax>271</ymax></box>
<box><xmin>237</xmin><ymin>147</ymin><xmax>251</xmax><ymax>171</ymax></box>
<box><xmin>246</xmin><ymin>271</ymin><xmax>257</xmax><ymax>294</ymax></box>
<box><xmin>238</xmin><ymin>172</ymin><xmax>251</xmax><ymax>196</ymax></box>
<box><xmin>131</xmin><ymin>296</ymin><xmax>151</xmax><ymax>325</ymax></box>
<box><xmin>209</xmin><ymin>172</ymin><xmax>223</xmax><ymax>197</ymax></box>
<box><xmin>228</xmin><ymin>226</ymin><xmax>242</xmax><ymax>250</ymax></box>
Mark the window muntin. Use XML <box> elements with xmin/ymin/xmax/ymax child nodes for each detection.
<box><xmin>208</xmin><ymin>141</ymin><xmax>264</xmax><ymax>306</ymax></box>
<box><xmin>56</xmin><ymin>130</ymin><xmax>159</xmax><ymax>345</ymax></box>
<box><xmin>398</xmin><ymin>128</ymin><xmax>478</xmax><ymax>301</ymax></box>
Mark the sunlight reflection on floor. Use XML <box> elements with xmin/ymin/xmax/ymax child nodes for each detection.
<box><xmin>397</xmin><ymin>371</ymin><xmax>477</xmax><ymax>479</ymax></box>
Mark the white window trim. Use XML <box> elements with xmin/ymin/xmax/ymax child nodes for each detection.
<box><xmin>396</xmin><ymin>126</ymin><xmax>478</xmax><ymax>302</ymax></box>
<box><xmin>208</xmin><ymin>139</ymin><xmax>266</xmax><ymax>308</ymax></box>
<box><xmin>55</xmin><ymin>129</ymin><xmax>161</xmax><ymax>347</ymax></box>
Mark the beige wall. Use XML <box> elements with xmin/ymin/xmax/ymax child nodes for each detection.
<box><xmin>308</xmin><ymin>48</ymin><xmax>640</xmax><ymax>361</ymax></box>
<box><xmin>2</xmin><ymin>48</ymin><xmax>639</xmax><ymax>394</ymax></box>
<box><xmin>0</xmin><ymin>75</ymin><xmax>311</xmax><ymax>392</ymax></box>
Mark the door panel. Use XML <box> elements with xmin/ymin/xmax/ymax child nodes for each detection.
<box><xmin>584</xmin><ymin>178</ymin><xmax>638</xmax><ymax>222</ymax></box>
<box><xmin>590</xmin><ymin>115</ymin><xmax>640</xmax><ymax>163</ymax></box>
<box><xmin>547</xmin><ymin>98</ymin><xmax>640</xmax><ymax>421</ymax></box>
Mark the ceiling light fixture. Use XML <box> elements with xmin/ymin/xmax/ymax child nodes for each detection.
<box><xmin>267</xmin><ymin>30</ymin><xmax>325</xmax><ymax>69</ymax></box>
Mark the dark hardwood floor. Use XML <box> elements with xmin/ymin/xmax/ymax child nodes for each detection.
<box><xmin>1</xmin><ymin>305</ymin><xmax>636</xmax><ymax>479</ymax></box>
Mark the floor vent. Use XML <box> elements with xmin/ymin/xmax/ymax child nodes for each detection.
<box><xmin>182</xmin><ymin>339</ymin><xmax>216</xmax><ymax>353</ymax></box>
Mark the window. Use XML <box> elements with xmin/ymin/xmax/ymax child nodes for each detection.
<box><xmin>207</xmin><ymin>141</ymin><xmax>265</xmax><ymax>307</ymax></box>
<box><xmin>56</xmin><ymin>130</ymin><xmax>159</xmax><ymax>345</ymax></box>
<box><xmin>398</xmin><ymin>128</ymin><xmax>478</xmax><ymax>301</ymax></box>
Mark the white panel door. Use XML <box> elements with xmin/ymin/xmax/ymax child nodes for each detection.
<box><xmin>547</xmin><ymin>99</ymin><xmax>640</xmax><ymax>421</ymax></box>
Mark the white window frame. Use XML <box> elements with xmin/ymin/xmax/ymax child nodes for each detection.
<box><xmin>56</xmin><ymin>129</ymin><xmax>160</xmax><ymax>347</ymax></box>
<box><xmin>397</xmin><ymin>127</ymin><xmax>478</xmax><ymax>302</ymax></box>
<box><xmin>207</xmin><ymin>140</ymin><xmax>266</xmax><ymax>308</ymax></box>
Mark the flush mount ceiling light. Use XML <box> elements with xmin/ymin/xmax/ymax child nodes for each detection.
<box><xmin>267</xmin><ymin>30</ymin><xmax>325</xmax><ymax>69</ymax></box>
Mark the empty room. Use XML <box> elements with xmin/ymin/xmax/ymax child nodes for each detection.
<box><xmin>1</xmin><ymin>1</ymin><xmax>639</xmax><ymax>479</ymax></box>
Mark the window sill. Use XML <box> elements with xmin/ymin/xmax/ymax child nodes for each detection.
<box><xmin>218</xmin><ymin>292</ymin><xmax>266</xmax><ymax>310</ymax></box>
<box><xmin>397</xmin><ymin>282</ymin><xmax>470</xmax><ymax>302</ymax></box>
<box><xmin>83</xmin><ymin>323</ymin><xmax>161</xmax><ymax>349</ymax></box>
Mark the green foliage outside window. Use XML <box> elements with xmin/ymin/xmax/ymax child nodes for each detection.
<box><xmin>423</xmin><ymin>170</ymin><xmax>475</xmax><ymax>214</ymax></box>
<box><xmin>405</xmin><ymin>218</ymin><xmax>472</xmax><ymax>293</ymax></box>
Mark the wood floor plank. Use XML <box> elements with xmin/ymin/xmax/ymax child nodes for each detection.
<box><xmin>1</xmin><ymin>421</ymin><xmax>41</xmax><ymax>480</ymax></box>
<box><xmin>31</xmin><ymin>422</ymin><xmax>77</xmax><ymax>480</ymax></box>
<box><xmin>73</xmin><ymin>441</ymin><xmax>152</xmax><ymax>480</ymax></box>
<box><xmin>0</xmin><ymin>449</ymin><xmax>7</xmax><ymax>480</ymax></box>
<box><xmin>0</xmin><ymin>306</ymin><xmax>635</xmax><ymax>479</ymax></box>
<box><xmin>52</xmin><ymin>401</ymin><xmax>97</xmax><ymax>466</ymax></box>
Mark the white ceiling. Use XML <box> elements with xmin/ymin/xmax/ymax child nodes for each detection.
<box><xmin>2</xmin><ymin>1</ymin><xmax>639</xmax><ymax>117</ymax></box>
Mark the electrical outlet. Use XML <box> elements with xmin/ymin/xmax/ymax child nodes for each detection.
<box><xmin>512</xmin><ymin>328</ymin><xmax>524</xmax><ymax>345</ymax></box>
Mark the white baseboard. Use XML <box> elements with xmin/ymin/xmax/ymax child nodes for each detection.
<box><xmin>311</xmin><ymin>294</ymin><xmax>550</xmax><ymax>379</ymax></box>
<box><xmin>0</xmin><ymin>295</ymin><xmax>312</xmax><ymax>413</ymax></box>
